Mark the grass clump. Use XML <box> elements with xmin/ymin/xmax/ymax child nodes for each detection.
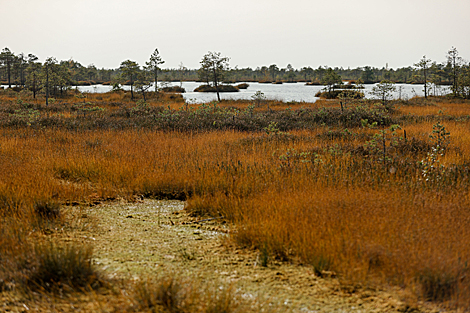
<box><xmin>133</xmin><ymin>276</ymin><xmax>185</xmax><ymax>313</ymax></box>
<box><xmin>418</xmin><ymin>268</ymin><xmax>463</xmax><ymax>302</ymax></box>
<box><xmin>27</xmin><ymin>243</ymin><xmax>104</xmax><ymax>293</ymax></box>
<box><xmin>132</xmin><ymin>276</ymin><xmax>238</xmax><ymax>313</ymax></box>
<box><xmin>34</xmin><ymin>199</ymin><xmax>61</xmax><ymax>221</ymax></box>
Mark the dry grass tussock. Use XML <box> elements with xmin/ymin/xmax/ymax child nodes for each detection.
<box><xmin>131</xmin><ymin>275</ymin><xmax>239</xmax><ymax>313</ymax></box>
<box><xmin>1</xmin><ymin>91</ymin><xmax>470</xmax><ymax>309</ymax></box>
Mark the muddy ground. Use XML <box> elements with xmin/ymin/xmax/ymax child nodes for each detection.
<box><xmin>2</xmin><ymin>200</ymin><xmax>450</xmax><ymax>312</ymax></box>
<box><xmin>71</xmin><ymin>200</ymin><xmax>447</xmax><ymax>312</ymax></box>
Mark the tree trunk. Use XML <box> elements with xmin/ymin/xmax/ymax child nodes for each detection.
<box><xmin>424</xmin><ymin>68</ymin><xmax>427</xmax><ymax>99</ymax></box>
<box><xmin>7</xmin><ymin>62</ymin><xmax>11</xmax><ymax>88</ymax></box>
<box><xmin>453</xmin><ymin>60</ymin><xmax>458</xmax><ymax>95</ymax></box>
<box><xmin>215</xmin><ymin>81</ymin><xmax>220</xmax><ymax>101</ymax></box>
<box><xmin>213</xmin><ymin>69</ymin><xmax>220</xmax><ymax>102</ymax></box>
<box><xmin>154</xmin><ymin>69</ymin><xmax>158</xmax><ymax>92</ymax></box>
<box><xmin>130</xmin><ymin>74</ymin><xmax>134</xmax><ymax>100</ymax></box>
<box><xmin>32</xmin><ymin>73</ymin><xmax>37</xmax><ymax>99</ymax></box>
<box><xmin>46</xmin><ymin>70</ymin><xmax>49</xmax><ymax>106</ymax></box>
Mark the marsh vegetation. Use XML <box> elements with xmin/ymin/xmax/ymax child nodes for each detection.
<box><xmin>1</xmin><ymin>84</ymin><xmax>470</xmax><ymax>311</ymax></box>
<box><xmin>1</xmin><ymin>46</ymin><xmax>470</xmax><ymax>311</ymax></box>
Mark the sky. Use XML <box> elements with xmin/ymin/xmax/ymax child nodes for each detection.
<box><xmin>1</xmin><ymin>0</ymin><xmax>470</xmax><ymax>70</ymax></box>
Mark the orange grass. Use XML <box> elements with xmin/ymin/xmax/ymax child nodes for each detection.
<box><xmin>8</xmin><ymin>89</ymin><xmax>185</xmax><ymax>107</ymax></box>
<box><xmin>1</xmin><ymin>93</ymin><xmax>470</xmax><ymax>308</ymax></box>
<box><xmin>399</xmin><ymin>102</ymin><xmax>470</xmax><ymax>117</ymax></box>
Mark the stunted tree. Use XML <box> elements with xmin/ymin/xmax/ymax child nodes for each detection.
<box><xmin>414</xmin><ymin>55</ymin><xmax>432</xmax><ymax>99</ymax></box>
<box><xmin>178</xmin><ymin>62</ymin><xmax>187</xmax><ymax>88</ymax></box>
<box><xmin>321</xmin><ymin>68</ymin><xmax>342</xmax><ymax>93</ymax></box>
<box><xmin>252</xmin><ymin>90</ymin><xmax>266</xmax><ymax>107</ymax></box>
<box><xmin>119</xmin><ymin>60</ymin><xmax>140</xmax><ymax>100</ymax></box>
<box><xmin>198</xmin><ymin>51</ymin><xmax>230</xmax><ymax>102</ymax></box>
<box><xmin>26</xmin><ymin>54</ymin><xmax>41</xmax><ymax>98</ymax></box>
<box><xmin>134</xmin><ymin>69</ymin><xmax>153</xmax><ymax>101</ymax></box>
<box><xmin>42</xmin><ymin>57</ymin><xmax>58</xmax><ymax>105</ymax></box>
<box><xmin>371</xmin><ymin>80</ymin><xmax>396</xmax><ymax>106</ymax></box>
<box><xmin>447</xmin><ymin>46</ymin><xmax>463</xmax><ymax>96</ymax></box>
<box><xmin>14</xmin><ymin>53</ymin><xmax>27</xmax><ymax>86</ymax></box>
<box><xmin>55</xmin><ymin>62</ymin><xmax>72</xmax><ymax>96</ymax></box>
<box><xmin>0</xmin><ymin>47</ymin><xmax>15</xmax><ymax>87</ymax></box>
<box><xmin>145</xmin><ymin>48</ymin><xmax>165</xmax><ymax>92</ymax></box>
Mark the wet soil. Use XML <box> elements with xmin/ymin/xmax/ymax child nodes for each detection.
<box><xmin>1</xmin><ymin>199</ymin><xmax>449</xmax><ymax>312</ymax></box>
<box><xmin>58</xmin><ymin>199</ymin><xmax>444</xmax><ymax>313</ymax></box>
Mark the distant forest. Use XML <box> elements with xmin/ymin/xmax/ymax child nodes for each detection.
<box><xmin>1</xmin><ymin>46</ymin><xmax>468</xmax><ymax>92</ymax></box>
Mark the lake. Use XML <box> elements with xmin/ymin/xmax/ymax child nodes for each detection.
<box><xmin>3</xmin><ymin>82</ymin><xmax>451</xmax><ymax>104</ymax></box>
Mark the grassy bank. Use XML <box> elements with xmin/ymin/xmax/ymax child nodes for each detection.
<box><xmin>1</xmin><ymin>89</ymin><xmax>470</xmax><ymax>310</ymax></box>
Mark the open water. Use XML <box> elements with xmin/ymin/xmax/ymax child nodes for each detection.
<box><xmin>2</xmin><ymin>82</ymin><xmax>451</xmax><ymax>104</ymax></box>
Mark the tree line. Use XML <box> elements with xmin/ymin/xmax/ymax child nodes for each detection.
<box><xmin>1</xmin><ymin>46</ymin><xmax>469</xmax><ymax>99</ymax></box>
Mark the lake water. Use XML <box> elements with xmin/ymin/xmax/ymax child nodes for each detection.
<box><xmin>3</xmin><ymin>82</ymin><xmax>451</xmax><ymax>104</ymax></box>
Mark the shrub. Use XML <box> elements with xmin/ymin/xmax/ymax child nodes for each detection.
<box><xmin>394</xmin><ymin>136</ymin><xmax>433</xmax><ymax>156</ymax></box>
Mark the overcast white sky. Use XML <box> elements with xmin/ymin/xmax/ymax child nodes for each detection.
<box><xmin>1</xmin><ymin>0</ymin><xmax>469</xmax><ymax>70</ymax></box>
